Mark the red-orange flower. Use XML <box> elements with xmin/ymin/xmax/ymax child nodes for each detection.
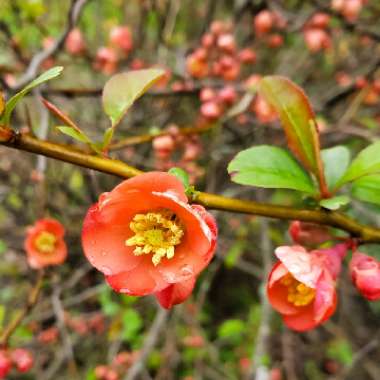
<box><xmin>24</xmin><ymin>218</ymin><xmax>67</xmax><ymax>269</ymax></box>
<box><xmin>350</xmin><ymin>251</ymin><xmax>380</xmax><ymax>301</ymax></box>
<box><xmin>82</xmin><ymin>172</ymin><xmax>217</xmax><ymax>305</ymax></box>
<box><xmin>267</xmin><ymin>244</ymin><xmax>347</xmax><ymax>331</ymax></box>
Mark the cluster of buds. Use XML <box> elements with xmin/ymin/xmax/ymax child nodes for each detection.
<box><xmin>0</xmin><ymin>348</ymin><xmax>33</xmax><ymax>379</ymax></box>
<box><xmin>186</xmin><ymin>20</ymin><xmax>256</xmax><ymax>80</ymax></box>
<box><xmin>303</xmin><ymin>12</ymin><xmax>332</xmax><ymax>53</ymax></box>
<box><xmin>94</xmin><ymin>25</ymin><xmax>133</xmax><ymax>75</ymax></box>
<box><xmin>331</xmin><ymin>0</ymin><xmax>366</xmax><ymax>22</ymax></box>
<box><xmin>253</xmin><ymin>10</ymin><xmax>286</xmax><ymax>48</ymax></box>
<box><xmin>199</xmin><ymin>85</ymin><xmax>237</xmax><ymax>121</ymax></box>
<box><xmin>152</xmin><ymin>125</ymin><xmax>204</xmax><ymax>183</ymax></box>
<box><xmin>65</xmin><ymin>312</ymin><xmax>106</xmax><ymax>336</ymax></box>
<box><xmin>335</xmin><ymin>73</ymin><xmax>380</xmax><ymax>105</ymax></box>
<box><xmin>94</xmin><ymin>351</ymin><xmax>139</xmax><ymax>380</ymax></box>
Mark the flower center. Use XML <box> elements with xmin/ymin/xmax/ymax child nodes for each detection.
<box><xmin>125</xmin><ymin>210</ymin><xmax>184</xmax><ymax>266</ymax></box>
<box><xmin>35</xmin><ymin>231</ymin><xmax>57</xmax><ymax>254</ymax></box>
<box><xmin>281</xmin><ymin>273</ymin><xmax>315</xmax><ymax>307</ymax></box>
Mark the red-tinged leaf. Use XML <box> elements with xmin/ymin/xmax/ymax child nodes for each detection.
<box><xmin>41</xmin><ymin>98</ymin><xmax>78</xmax><ymax>130</ymax></box>
<box><xmin>258</xmin><ymin>76</ymin><xmax>328</xmax><ymax>195</ymax></box>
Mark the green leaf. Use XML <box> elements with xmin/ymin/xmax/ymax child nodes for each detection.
<box><xmin>321</xmin><ymin>146</ymin><xmax>350</xmax><ymax>190</ymax></box>
<box><xmin>217</xmin><ymin>319</ymin><xmax>245</xmax><ymax>340</ymax></box>
<box><xmin>258</xmin><ymin>76</ymin><xmax>324</xmax><ymax>184</ymax></box>
<box><xmin>327</xmin><ymin>339</ymin><xmax>353</xmax><ymax>366</ymax></box>
<box><xmin>337</xmin><ymin>142</ymin><xmax>380</xmax><ymax>186</ymax></box>
<box><xmin>352</xmin><ymin>175</ymin><xmax>380</xmax><ymax>206</ymax></box>
<box><xmin>103</xmin><ymin>69</ymin><xmax>165</xmax><ymax>127</ymax></box>
<box><xmin>319</xmin><ymin>195</ymin><xmax>350</xmax><ymax>210</ymax></box>
<box><xmin>99</xmin><ymin>286</ymin><xmax>120</xmax><ymax>316</ymax></box>
<box><xmin>1</xmin><ymin>66</ymin><xmax>63</xmax><ymax>125</ymax></box>
<box><xmin>228</xmin><ymin>145</ymin><xmax>316</xmax><ymax>193</ymax></box>
<box><xmin>56</xmin><ymin>126</ymin><xmax>92</xmax><ymax>144</ymax></box>
<box><xmin>102</xmin><ymin>127</ymin><xmax>114</xmax><ymax>149</ymax></box>
<box><xmin>168</xmin><ymin>167</ymin><xmax>190</xmax><ymax>189</ymax></box>
<box><xmin>224</xmin><ymin>240</ymin><xmax>246</xmax><ymax>268</ymax></box>
<box><xmin>121</xmin><ymin>309</ymin><xmax>142</xmax><ymax>342</ymax></box>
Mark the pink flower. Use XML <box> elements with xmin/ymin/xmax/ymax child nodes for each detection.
<box><xmin>350</xmin><ymin>252</ymin><xmax>380</xmax><ymax>301</ymax></box>
<box><xmin>24</xmin><ymin>218</ymin><xmax>67</xmax><ymax>269</ymax></box>
<box><xmin>82</xmin><ymin>172</ymin><xmax>217</xmax><ymax>306</ymax></box>
<box><xmin>267</xmin><ymin>244</ymin><xmax>347</xmax><ymax>331</ymax></box>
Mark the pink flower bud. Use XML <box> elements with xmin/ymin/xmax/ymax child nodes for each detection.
<box><xmin>200</xmin><ymin>101</ymin><xmax>222</xmax><ymax>120</ymax></box>
<box><xmin>350</xmin><ymin>252</ymin><xmax>380</xmax><ymax>301</ymax></box>
<box><xmin>95</xmin><ymin>365</ymin><xmax>108</xmax><ymax>379</ymax></box>
<box><xmin>254</xmin><ymin>10</ymin><xmax>274</xmax><ymax>35</ymax></box>
<box><xmin>11</xmin><ymin>348</ymin><xmax>33</xmax><ymax>373</ymax></box>
<box><xmin>0</xmin><ymin>351</ymin><xmax>11</xmax><ymax>379</ymax></box>
<box><xmin>94</xmin><ymin>47</ymin><xmax>118</xmax><ymax>75</ymax></box>
<box><xmin>304</xmin><ymin>28</ymin><xmax>331</xmax><ymax>52</ymax></box>
<box><xmin>65</xmin><ymin>28</ymin><xmax>86</xmax><ymax>56</ymax></box>
<box><xmin>289</xmin><ymin>221</ymin><xmax>332</xmax><ymax>246</ymax></box>
<box><xmin>201</xmin><ymin>33</ymin><xmax>214</xmax><ymax>48</ymax></box>
<box><xmin>267</xmin><ymin>33</ymin><xmax>284</xmax><ymax>48</ymax></box>
<box><xmin>218</xmin><ymin>86</ymin><xmax>237</xmax><ymax>105</ymax></box>
<box><xmin>309</xmin><ymin>12</ymin><xmax>330</xmax><ymax>29</ymax></box>
<box><xmin>342</xmin><ymin>0</ymin><xmax>363</xmax><ymax>22</ymax></box>
<box><xmin>110</xmin><ymin>26</ymin><xmax>133</xmax><ymax>54</ymax></box>
<box><xmin>200</xmin><ymin>87</ymin><xmax>217</xmax><ymax>103</ymax></box>
<box><xmin>153</xmin><ymin>135</ymin><xmax>175</xmax><ymax>152</ymax></box>
<box><xmin>217</xmin><ymin>33</ymin><xmax>236</xmax><ymax>53</ymax></box>
<box><xmin>238</xmin><ymin>48</ymin><xmax>257</xmax><ymax>64</ymax></box>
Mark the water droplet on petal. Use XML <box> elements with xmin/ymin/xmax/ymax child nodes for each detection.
<box><xmin>180</xmin><ymin>264</ymin><xmax>194</xmax><ymax>279</ymax></box>
<box><xmin>290</xmin><ymin>264</ymin><xmax>302</xmax><ymax>274</ymax></box>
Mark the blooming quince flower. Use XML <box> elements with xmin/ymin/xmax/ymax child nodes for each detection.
<box><xmin>82</xmin><ymin>172</ymin><xmax>217</xmax><ymax>306</ymax></box>
<box><xmin>24</xmin><ymin>218</ymin><xmax>67</xmax><ymax>269</ymax></box>
<box><xmin>350</xmin><ymin>251</ymin><xmax>380</xmax><ymax>301</ymax></box>
<box><xmin>267</xmin><ymin>244</ymin><xmax>347</xmax><ymax>331</ymax></box>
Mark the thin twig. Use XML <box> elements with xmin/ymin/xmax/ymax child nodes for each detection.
<box><xmin>1</xmin><ymin>126</ymin><xmax>380</xmax><ymax>243</ymax></box>
<box><xmin>124</xmin><ymin>307</ymin><xmax>169</xmax><ymax>380</ymax></box>
<box><xmin>0</xmin><ymin>270</ymin><xmax>44</xmax><ymax>347</ymax></box>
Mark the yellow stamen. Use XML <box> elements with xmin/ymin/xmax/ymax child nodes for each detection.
<box><xmin>280</xmin><ymin>273</ymin><xmax>315</xmax><ymax>307</ymax></box>
<box><xmin>126</xmin><ymin>210</ymin><xmax>184</xmax><ymax>266</ymax></box>
<box><xmin>35</xmin><ymin>231</ymin><xmax>57</xmax><ymax>254</ymax></box>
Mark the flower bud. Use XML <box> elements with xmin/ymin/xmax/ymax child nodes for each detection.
<box><xmin>350</xmin><ymin>252</ymin><xmax>380</xmax><ymax>301</ymax></box>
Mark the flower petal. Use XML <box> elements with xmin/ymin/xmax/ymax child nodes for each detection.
<box><xmin>275</xmin><ymin>245</ymin><xmax>322</xmax><ymax>288</ymax></box>
<box><xmin>105</xmin><ymin>260</ymin><xmax>168</xmax><ymax>295</ymax></box>
<box><xmin>26</xmin><ymin>240</ymin><xmax>67</xmax><ymax>269</ymax></box>
<box><xmin>155</xmin><ymin>277</ymin><xmax>196</xmax><ymax>309</ymax></box>
<box><xmin>267</xmin><ymin>262</ymin><xmax>300</xmax><ymax>315</ymax></box>
<box><xmin>112</xmin><ymin>172</ymin><xmax>187</xmax><ymax>203</ymax></box>
<box><xmin>282</xmin><ymin>303</ymin><xmax>317</xmax><ymax>332</ymax></box>
<box><xmin>313</xmin><ymin>270</ymin><xmax>336</xmax><ymax>322</ymax></box>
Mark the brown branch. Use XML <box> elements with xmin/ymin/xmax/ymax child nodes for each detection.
<box><xmin>0</xmin><ymin>270</ymin><xmax>44</xmax><ymax>347</ymax></box>
<box><xmin>1</xmin><ymin>125</ymin><xmax>380</xmax><ymax>243</ymax></box>
<box><xmin>124</xmin><ymin>308</ymin><xmax>169</xmax><ymax>380</ymax></box>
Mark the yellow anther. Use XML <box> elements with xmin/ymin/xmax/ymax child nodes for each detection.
<box><xmin>126</xmin><ymin>209</ymin><xmax>184</xmax><ymax>266</ymax></box>
<box><xmin>35</xmin><ymin>231</ymin><xmax>57</xmax><ymax>254</ymax></box>
<box><xmin>281</xmin><ymin>273</ymin><xmax>315</xmax><ymax>307</ymax></box>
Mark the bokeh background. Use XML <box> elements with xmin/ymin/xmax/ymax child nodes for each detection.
<box><xmin>1</xmin><ymin>0</ymin><xmax>380</xmax><ymax>379</ymax></box>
